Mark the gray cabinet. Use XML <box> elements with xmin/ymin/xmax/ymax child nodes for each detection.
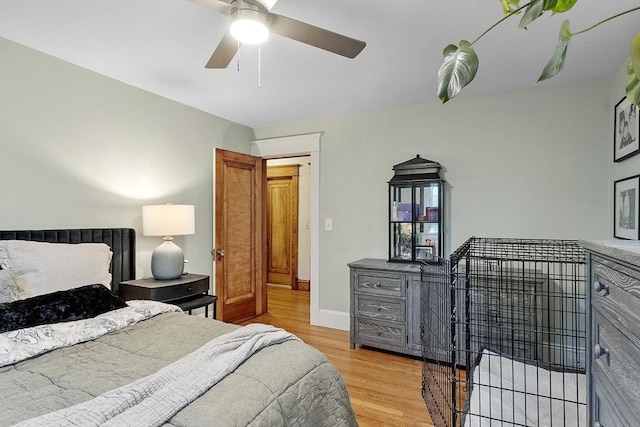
<box><xmin>349</xmin><ymin>258</ymin><xmax>451</xmax><ymax>360</ymax></box>
<box><xmin>581</xmin><ymin>240</ymin><xmax>640</xmax><ymax>427</ymax></box>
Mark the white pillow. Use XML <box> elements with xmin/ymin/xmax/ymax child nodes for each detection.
<box><xmin>0</xmin><ymin>240</ymin><xmax>113</xmax><ymax>299</ymax></box>
<box><xmin>0</xmin><ymin>268</ymin><xmax>19</xmax><ymax>303</ymax></box>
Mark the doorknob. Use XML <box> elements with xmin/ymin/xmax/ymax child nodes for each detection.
<box><xmin>211</xmin><ymin>249</ymin><xmax>225</xmax><ymax>260</ymax></box>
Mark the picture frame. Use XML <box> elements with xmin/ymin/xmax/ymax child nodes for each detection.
<box><xmin>614</xmin><ymin>97</ymin><xmax>639</xmax><ymax>162</ymax></box>
<box><xmin>416</xmin><ymin>247</ymin><xmax>433</xmax><ymax>260</ymax></box>
<box><xmin>614</xmin><ymin>174</ymin><xmax>640</xmax><ymax>240</ymax></box>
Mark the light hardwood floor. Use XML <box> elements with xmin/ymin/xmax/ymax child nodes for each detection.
<box><xmin>241</xmin><ymin>286</ymin><xmax>434</xmax><ymax>426</ymax></box>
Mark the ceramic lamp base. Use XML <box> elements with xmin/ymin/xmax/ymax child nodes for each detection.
<box><xmin>151</xmin><ymin>239</ymin><xmax>184</xmax><ymax>280</ymax></box>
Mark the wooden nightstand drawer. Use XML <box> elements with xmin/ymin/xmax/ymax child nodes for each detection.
<box><xmin>158</xmin><ymin>279</ymin><xmax>208</xmax><ymax>301</ymax></box>
<box><xmin>355</xmin><ymin>295</ymin><xmax>405</xmax><ymax>322</ymax></box>
<box><xmin>354</xmin><ymin>270</ymin><xmax>405</xmax><ymax>297</ymax></box>
<box><xmin>120</xmin><ymin>274</ymin><xmax>209</xmax><ymax>302</ymax></box>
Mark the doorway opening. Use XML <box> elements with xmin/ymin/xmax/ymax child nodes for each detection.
<box><xmin>251</xmin><ymin>132</ymin><xmax>324</xmax><ymax>327</ymax></box>
<box><xmin>266</xmin><ymin>157</ymin><xmax>310</xmax><ymax>294</ymax></box>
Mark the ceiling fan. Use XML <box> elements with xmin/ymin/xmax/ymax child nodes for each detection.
<box><xmin>193</xmin><ymin>0</ymin><xmax>367</xmax><ymax>69</ymax></box>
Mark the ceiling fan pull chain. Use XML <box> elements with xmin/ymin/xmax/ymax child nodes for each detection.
<box><xmin>236</xmin><ymin>1</ymin><xmax>241</xmax><ymax>72</ymax></box>
<box><xmin>236</xmin><ymin>40</ymin><xmax>241</xmax><ymax>72</ymax></box>
<box><xmin>258</xmin><ymin>44</ymin><xmax>262</xmax><ymax>88</ymax></box>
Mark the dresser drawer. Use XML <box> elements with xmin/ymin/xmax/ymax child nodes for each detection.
<box><xmin>592</xmin><ymin>258</ymin><xmax>640</xmax><ymax>342</ymax></box>
<box><xmin>354</xmin><ymin>317</ymin><xmax>406</xmax><ymax>348</ymax></box>
<box><xmin>353</xmin><ymin>269</ymin><xmax>405</xmax><ymax>297</ymax></box>
<box><xmin>593</xmin><ymin>378</ymin><xmax>628</xmax><ymax>427</ymax></box>
<box><xmin>355</xmin><ymin>295</ymin><xmax>405</xmax><ymax>322</ymax></box>
<box><xmin>592</xmin><ymin>309</ymin><xmax>640</xmax><ymax>423</ymax></box>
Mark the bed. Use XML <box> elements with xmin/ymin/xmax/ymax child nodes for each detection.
<box><xmin>0</xmin><ymin>228</ymin><xmax>356</xmax><ymax>427</ymax></box>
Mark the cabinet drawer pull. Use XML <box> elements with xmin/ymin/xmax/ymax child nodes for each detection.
<box><xmin>373</xmin><ymin>282</ymin><xmax>381</xmax><ymax>288</ymax></box>
<box><xmin>376</xmin><ymin>330</ymin><xmax>382</xmax><ymax>336</ymax></box>
<box><xmin>594</xmin><ymin>422</ymin><xmax>602</xmax><ymax>427</ymax></box>
<box><xmin>187</xmin><ymin>286</ymin><xmax>193</xmax><ymax>292</ymax></box>
<box><xmin>594</xmin><ymin>343</ymin><xmax>608</xmax><ymax>359</ymax></box>
<box><xmin>593</xmin><ymin>280</ymin><xmax>609</xmax><ymax>295</ymax></box>
<box><xmin>377</xmin><ymin>306</ymin><xmax>382</xmax><ymax>311</ymax></box>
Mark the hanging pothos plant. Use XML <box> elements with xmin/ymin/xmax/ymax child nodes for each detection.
<box><xmin>437</xmin><ymin>0</ymin><xmax>640</xmax><ymax>106</ymax></box>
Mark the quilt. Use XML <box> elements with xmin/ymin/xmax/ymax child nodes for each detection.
<box><xmin>0</xmin><ymin>306</ymin><xmax>356</xmax><ymax>427</ymax></box>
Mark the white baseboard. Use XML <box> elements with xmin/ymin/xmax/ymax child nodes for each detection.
<box><xmin>311</xmin><ymin>307</ymin><xmax>350</xmax><ymax>331</ymax></box>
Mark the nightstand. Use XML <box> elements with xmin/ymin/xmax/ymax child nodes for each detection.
<box><xmin>119</xmin><ymin>274</ymin><xmax>217</xmax><ymax>319</ymax></box>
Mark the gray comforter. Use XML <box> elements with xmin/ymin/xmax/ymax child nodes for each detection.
<box><xmin>0</xmin><ymin>311</ymin><xmax>357</xmax><ymax>427</ymax></box>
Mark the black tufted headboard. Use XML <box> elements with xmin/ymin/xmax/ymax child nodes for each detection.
<box><xmin>0</xmin><ymin>228</ymin><xmax>136</xmax><ymax>295</ymax></box>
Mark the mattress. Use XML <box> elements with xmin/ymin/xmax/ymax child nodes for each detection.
<box><xmin>464</xmin><ymin>349</ymin><xmax>586</xmax><ymax>427</ymax></box>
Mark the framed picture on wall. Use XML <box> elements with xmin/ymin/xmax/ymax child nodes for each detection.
<box><xmin>614</xmin><ymin>174</ymin><xmax>640</xmax><ymax>240</ymax></box>
<box><xmin>416</xmin><ymin>247</ymin><xmax>433</xmax><ymax>260</ymax></box>
<box><xmin>614</xmin><ymin>97</ymin><xmax>639</xmax><ymax>162</ymax></box>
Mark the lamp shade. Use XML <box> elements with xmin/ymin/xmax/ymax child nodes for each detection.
<box><xmin>142</xmin><ymin>204</ymin><xmax>195</xmax><ymax>237</ymax></box>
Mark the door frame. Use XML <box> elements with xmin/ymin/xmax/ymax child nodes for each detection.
<box><xmin>251</xmin><ymin>132</ymin><xmax>335</xmax><ymax>328</ymax></box>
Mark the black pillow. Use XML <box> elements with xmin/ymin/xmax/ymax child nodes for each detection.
<box><xmin>0</xmin><ymin>284</ymin><xmax>128</xmax><ymax>333</ymax></box>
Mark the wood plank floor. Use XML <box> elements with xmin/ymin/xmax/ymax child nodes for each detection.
<box><xmin>241</xmin><ymin>286</ymin><xmax>434</xmax><ymax>426</ymax></box>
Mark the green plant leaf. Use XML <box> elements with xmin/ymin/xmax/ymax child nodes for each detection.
<box><xmin>437</xmin><ymin>40</ymin><xmax>479</xmax><ymax>103</ymax></box>
<box><xmin>632</xmin><ymin>32</ymin><xmax>640</xmax><ymax>82</ymax></box>
<box><xmin>626</xmin><ymin>59</ymin><xmax>640</xmax><ymax>107</ymax></box>
<box><xmin>551</xmin><ymin>0</ymin><xmax>578</xmax><ymax>13</ymax></box>
<box><xmin>538</xmin><ymin>20</ymin><xmax>572</xmax><ymax>81</ymax></box>
<box><xmin>519</xmin><ymin>1</ymin><xmax>545</xmax><ymax>29</ymax></box>
<box><xmin>501</xmin><ymin>0</ymin><xmax>521</xmax><ymax>14</ymax></box>
<box><xmin>542</xmin><ymin>0</ymin><xmax>558</xmax><ymax>11</ymax></box>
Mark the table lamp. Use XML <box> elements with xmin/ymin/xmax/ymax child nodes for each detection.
<box><xmin>142</xmin><ymin>204</ymin><xmax>195</xmax><ymax>280</ymax></box>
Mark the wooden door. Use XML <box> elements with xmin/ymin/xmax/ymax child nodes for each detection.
<box><xmin>266</xmin><ymin>165</ymin><xmax>299</xmax><ymax>287</ymax></box>
<box><xmin>215</xmin><ymin>149</ymin><xmax>267</xmax><ymax>323</ymax></box>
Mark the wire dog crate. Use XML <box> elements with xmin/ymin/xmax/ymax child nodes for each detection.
<box><xmin>421</xmin><ymin>237</ymin><xmax>587</xmax><ymax>427</ymax></box>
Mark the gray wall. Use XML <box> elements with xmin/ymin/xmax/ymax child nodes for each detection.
<box><xmin>254</xmin><ymin>74</ymin><xmax>628</xmax><ymax>314</ymax></box>
<box><xmin>0</xmin><ymin>38</ymin><xmax>254</xmax><ymax>279</ymax></box>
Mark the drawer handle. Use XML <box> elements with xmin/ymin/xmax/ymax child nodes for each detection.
<box><xmin>594</xmin><ymin>422</ymin><xmax>602</xmax><ymax>427</ymax></box>
<box><xmin>373</xmin><ymin>282</ymin><xmax>381</xmax><ymax>288</ymax></box>
<box><xmin>187</xmin><ymin>286</ymin><xmax>193</xmax><ymax>292</ymax></box>
<box><xmin>594</xmin><ymin>343</ymin><xmax>608</xmax><ymax>359</ymax></box>
<box><xmin>376</xmin><ymin>331</ymin><xmax>382</xmax><ymax>336</ymax></box>
<box><xmin>593</xmin><ymin>280</ymin><xmax>609</xmax><ymax>295</ymax></box>
<box><xmin>377</xmin><ymin>306</ymin><xmax>382</xmax><ymax>311</ymax></box>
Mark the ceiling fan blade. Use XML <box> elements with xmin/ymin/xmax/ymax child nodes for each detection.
<box><xmin>268</xmin><ymin>13</ymin><xmax>366</xmax><ymax>59</ymax></box>
<box><xmin>206</xmin><ymin>30</ymin><xmax>238</xmax><ymax>68</ymax></box>
<box><xmin>190</xmin><ymin>0</ymin><xmax>233</xmax><ymax>15</ymax></box>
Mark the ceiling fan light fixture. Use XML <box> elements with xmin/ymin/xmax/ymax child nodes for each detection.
<box><xmin>230</xmin><ymin>8</ymin><xmax>269</xmax><ymax>44</ymax></box>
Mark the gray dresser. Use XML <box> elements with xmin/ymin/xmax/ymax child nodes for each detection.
<box><xmin>348</xmin><ymin>258</ymin><xmax>455</xmax><ymax>361</ymax></box>
<box><xmin>581</xmin><ymin>240</ymin><xmax>640</xmax><ymax>426</ymax></box>
<box><xmin>349</xmin><ymin>259</ymin><xmax>423</xmax><ymax>357</ymax></box>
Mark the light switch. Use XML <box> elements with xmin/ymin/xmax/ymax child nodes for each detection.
<box><xmin>324</xmin><ymin>219</ymin><xmax>333</xmax><ymax>231</ymax></box>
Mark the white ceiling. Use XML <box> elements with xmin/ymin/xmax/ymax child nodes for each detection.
<box><xmin>1</xmin><ymin>0</ymin><xmax>639</xmax><ymax>128</ymax></box>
